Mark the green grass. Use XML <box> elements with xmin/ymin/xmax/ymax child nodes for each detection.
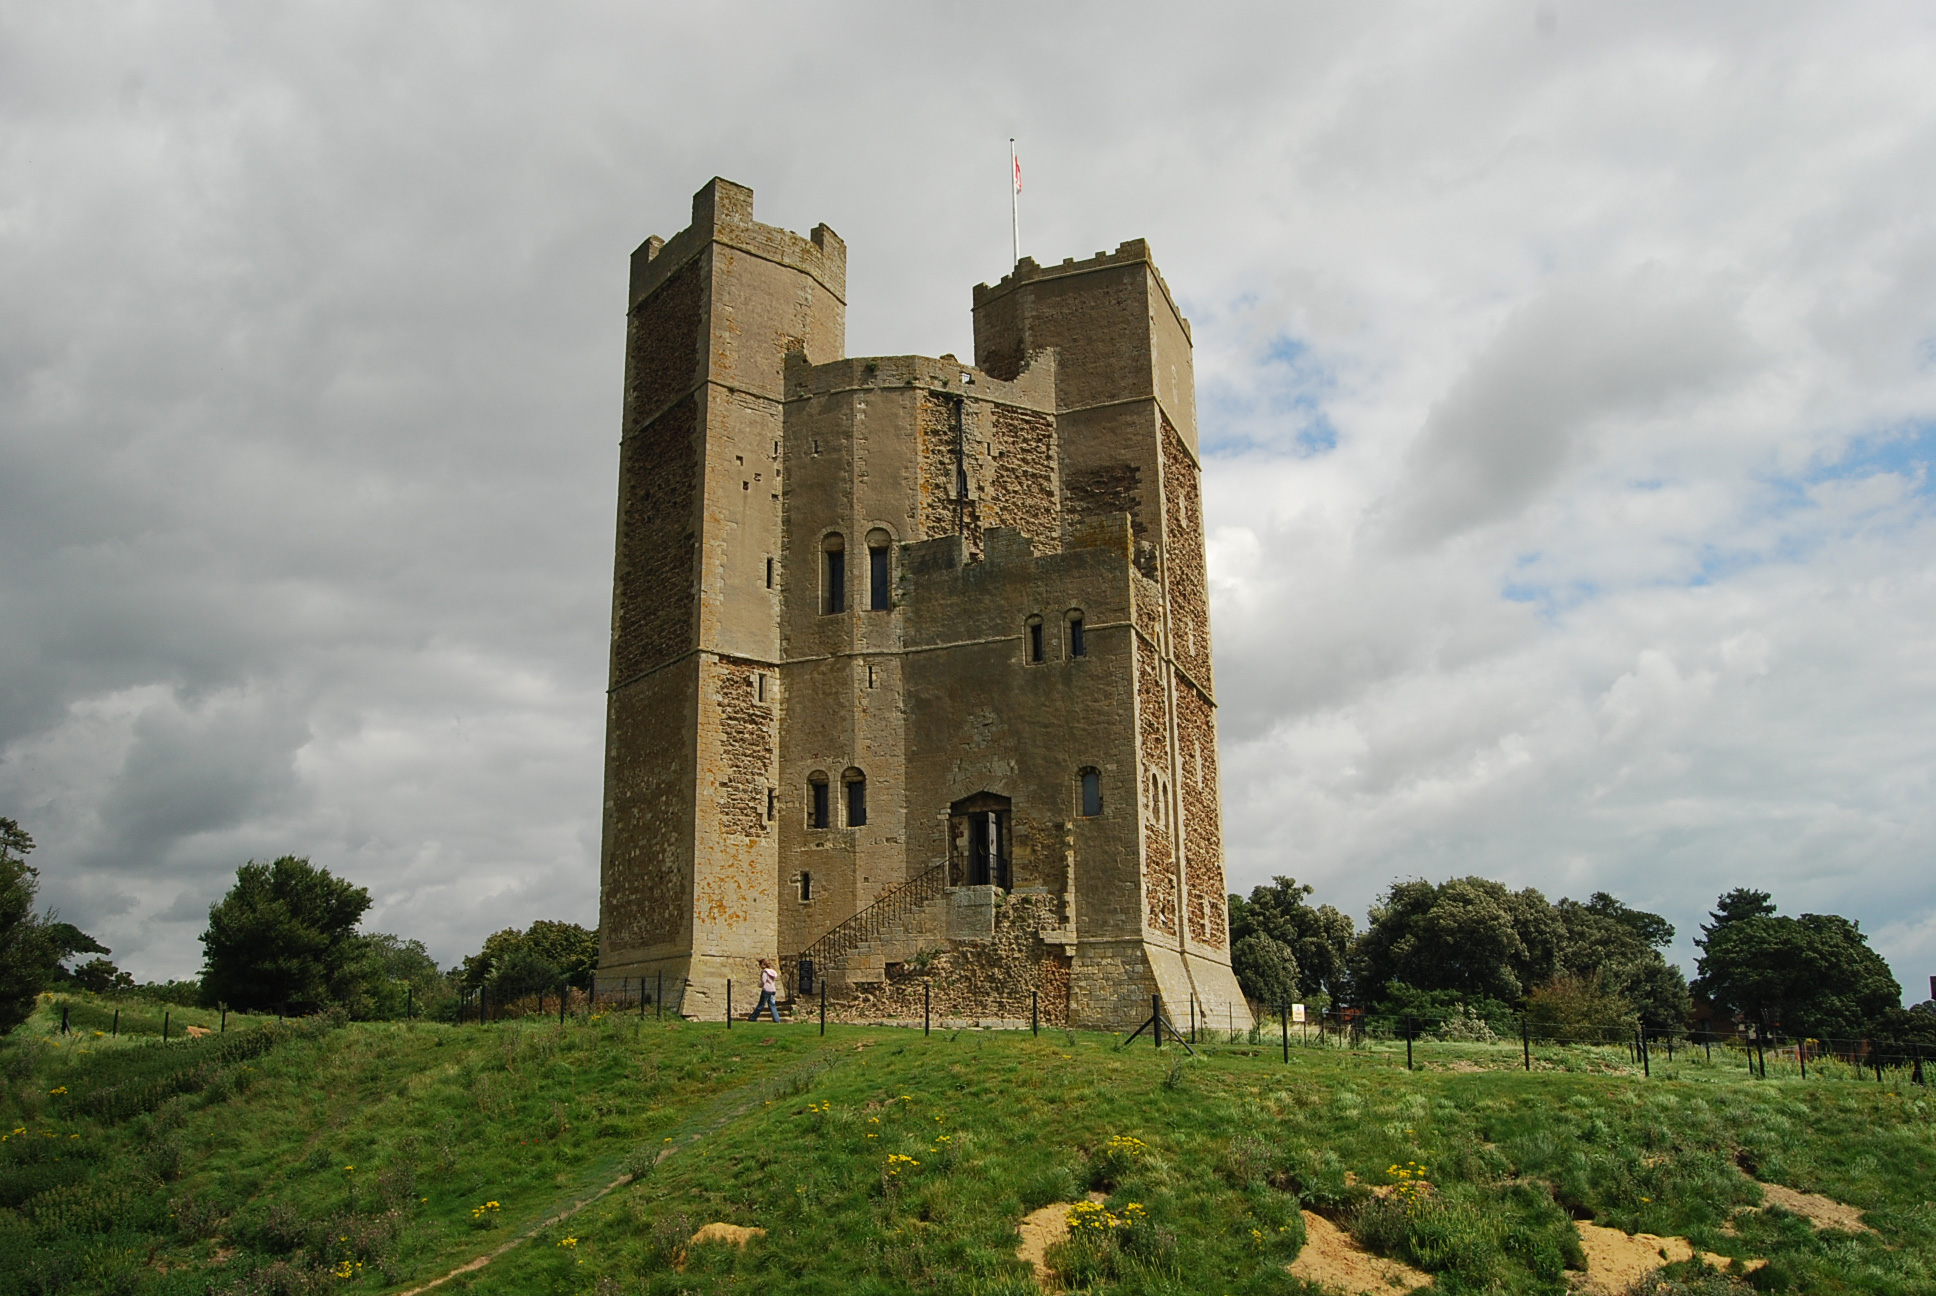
<box><xmin>3</xmin><ymin>998</ymin><xmax>1934</xmax><ymax>1296</ymax></box>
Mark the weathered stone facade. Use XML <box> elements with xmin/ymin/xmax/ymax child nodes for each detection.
<box><xmin>597</xmin><ymin>178</ymin><xmax>1250</xmax><ymax>1031</ymax></box>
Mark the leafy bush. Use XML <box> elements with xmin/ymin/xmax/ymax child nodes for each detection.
<box><xmin>1524</xmin><ymin>971</ymin><xmax>1638</xmax><ymax>1044</ymax></box>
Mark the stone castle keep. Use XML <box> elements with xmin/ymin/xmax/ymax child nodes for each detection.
<box><xmin>596</xmin><ymin>177</ymin><xmax>1250</xmax><ymax>1031</ymax></box>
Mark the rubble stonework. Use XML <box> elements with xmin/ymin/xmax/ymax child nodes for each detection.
<box><xmin>596</xmin><ymin>177</ymin><xmax>1252</xmax><ymax>1031</ymax></box>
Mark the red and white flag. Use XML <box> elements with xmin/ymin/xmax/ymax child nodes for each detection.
<box><xmin>1013</xmin><ymin>152</ymin><xmax>1023</xmax><ymax>195</ymax></box>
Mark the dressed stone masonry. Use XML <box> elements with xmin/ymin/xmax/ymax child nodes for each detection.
<box><xmin>597</xmin><ymin>177</ymin><xmax>1251</xmax><ymax>1032</ymax></box>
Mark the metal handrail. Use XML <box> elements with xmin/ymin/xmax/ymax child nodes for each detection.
<box><xmin>785</xmin><ymin>863</ymin><xmax>948</xmax><ymax>994</ymax></box>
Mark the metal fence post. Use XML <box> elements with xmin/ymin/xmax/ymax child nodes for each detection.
<box><xmin>1404</xmin><ymin>1015</ymin><xmax>1413</xmax><ymax>1071</ymax></box>
<box><xmin>1153</xmin><ymin>994</ymin><xmax>1162</xmax><ymax>1049</ymax></box>
<box><xmin>1031</xmin><ymin>990</ymin><xmax>1038</xmax><ymax>1037</ymax></box>
<box><xmin>60</xmin><ymin>1005</ymin><xmax>69</xmax><ymax>1035</ymax></box>
<box><xmin>820</xmin><ymin>976</ymin><xmax>827</xmax><ymax>1036</ymax></box>
<box><xmin>726</xmin><ymin>979</ymin><xmax>732</xmax><ymax>1028</ymax></box>
<box><xmin>111</xmin><ymin>1008</ymin><xmax>119</xmax><ymax>1038</ymax></box>
<box><xmin>924</xmin><ymin>982</ymin><xmax>931</xmax><ymax>1037</ymax></box>
<box><xmin>1640</xmin><ymin>1029</ymin><xmax>1650</xmax><ymax>1078</ymax></box>
<box><xmin>1522</xmin><ymin>1016</ymin><xmax>1531</xmax><ymax>1071</ymax></box>
<box><xmin>163</xmin><ymin>1011</ymin><xmax>170</xmax><ymax>1041</ymax></box>
<box><xmin>1281</xmin><ymin>1003</ymin><xmax>1288</xmax><ymax>1064</ymax></box>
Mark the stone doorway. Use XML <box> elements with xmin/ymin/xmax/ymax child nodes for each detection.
<box><xmin>950</xmin><ymin>792</ymin><xmax>1011</xmax><ymax>889</ymax></box>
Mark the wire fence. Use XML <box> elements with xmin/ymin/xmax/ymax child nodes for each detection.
<box><xmin>446</xmin><ymin>981</ymin><xmax>1931</xmax><ymax>1087</ymax></box>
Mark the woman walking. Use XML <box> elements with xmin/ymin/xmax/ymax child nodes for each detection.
<box><xmin>754</xmin><ymin>958</ymin><xmax>782</xmax><ymax>1023</ymax></box>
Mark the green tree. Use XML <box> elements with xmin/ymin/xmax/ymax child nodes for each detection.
<box><xmin>1350</xmin><ymin>876</ymin><xmax>1562</xmax><ymax>1010</ymax></box>
<box><xmin>71</xmin><ymin>957</ymin><xmax>136</xmax><ymax>994</ymax></box>
<box><xmin>1692</xmin><ymin>893</ymin><xmax>1900</xmax><ymax>1041</ymax></box>
<box><xmin>458</xmin><ymin>920</ymin><xmax>598</xmax><ymax>994</ymax></box>
<box><xmin>200</xmin><ymin>857</ymin><xmax>372</xmax><ymax>1012</ymax></box>
<box><xmin>0</xmin><ymin>817</ymin><xmax>51</xmax><ymax>1034</ymax></box>
<box><xmin>1227</xmin><ymin>877</ymin><xmax>1355</xmax><ymax>1000</ymax></box>
<box><xmin>332</xmin><ymin>932</ymin><xmax>449</xmax><ymax>1020</ymax></box>
<box><xmin>1231</xmin><ymin>933</ymin><xmax>1300</xmax><ymax>1010</ymax></box>
<box><xmin>1553</xmin><ymin>893</ymin><xmax>1690</xmax><ymax>1032</ymax></box>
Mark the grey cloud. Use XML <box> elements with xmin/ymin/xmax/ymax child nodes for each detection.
<box><xmin>89</xmin><ymin>689</ymin><xmax>311</xmax><ymax>867</ymax></box>
<box><xmin>1378</xmin><ymin>278</ymin><xmax>1753</xmax><ymax>548</ymax></box>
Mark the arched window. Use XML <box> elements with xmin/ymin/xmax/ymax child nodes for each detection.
<box><xmin>843</xmin><ymin>767</ymin><xmax>868</xmax><ymax>827</ymax></box>
<box><xmin>1080</xmin><ymin>767</ymin><xmax>1102</xmax><ymax>818</ymax></box>
<box><xmin>1026</xmin><ymin>614</ymin><xmax>1045</xmax><ymax>664</ymax></box>
<box><xmin>808</xmin><ymin>772</ymin><xmax>830</xmax><ymax>829</ymax></box>
<box><xmin>822</xmin><ymin>534</ymin><xmax>846</xmax><ymax>614</ymax></box>
<box><xmin>1067</xmin><ymin>610</ymin><xmax>1086</xmax><ymax>658</ymax></box>
<box><xmin>867</xmin><ymin>528</ymin><xmax>893</xmax><ymax>610</ymax></box>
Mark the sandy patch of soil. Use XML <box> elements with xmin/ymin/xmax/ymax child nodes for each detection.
<box><xmin>1286</xmin><ymin>1210</ymin><xmax>1432</xmax><ymax>1294</ymax></box>
<box><xmin>688</xmin><ymin>1222</ymin><xmax>765</xmax><ymax>1248</ymax></box>
<box><xmin>1014</xmin><ymin>1192</ymin><xmax>1107</xmax><ymax>1290</ymax></box>
<box><xmin>1755</xmin><ymin>1182</ymin><xmax>1875</xmax><ymax>1233</ymax></box>
<box><xmin>1569</xmin><ymin>1222</ymin><xmax>1761</xmax><ymax>1294</ymax></box>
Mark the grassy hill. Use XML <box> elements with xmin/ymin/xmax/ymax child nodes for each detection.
<box><xmin>3</xmin><ymin>992</ymin><xmax>1933</xmax><ymax>1295</ymax></box>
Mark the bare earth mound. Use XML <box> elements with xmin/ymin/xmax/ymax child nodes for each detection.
<box><xmin>1570</xmin><ymin>1222</ymin><xmax>1761</xmax><ymax>1294</ymax></box>
<box><xmin>688</xmin><ymin>1222</ymin><xmax>765</xmax><ymax>1248</ymax></box>
<box><xmin>1757</xmin><ymin>1182</ymin><xmax>1875</xmax><ymax>1233</ymax></box>
<box><xmin>1015</xmin><ymin>1192</ymin><xmax>1107</xmax><ymax>1290</ymax></box>
<box><xmin>1287</xmin><ymin>1210</ymin><xmax>1432</xmax><ymax>1294</ymax></box>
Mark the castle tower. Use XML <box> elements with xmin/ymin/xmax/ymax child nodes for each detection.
<box><xmin>599</xmin><ymin>179</ymin><xmax>1248</xmax><ymax>1031</ymax></box>
<box><xmin>597</xmin><ymin>179</ymin><xmax>845</xmax><ymax>1013</ymax></box>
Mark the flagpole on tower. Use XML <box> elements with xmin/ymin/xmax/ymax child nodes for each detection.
<box><xmin>1010</xmin><ymin>138</ymin><xmax>1021</xmax><ymax>268</ymax></box>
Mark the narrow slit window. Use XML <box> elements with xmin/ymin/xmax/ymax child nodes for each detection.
<box><xmin>1027</xmin><ymin>615</ymin><xmax>1044</xmax><ymax>664</ymax></box>
<box><xmin>867</xmin><ymin>529</ymin><xmax>892</xmax><ymax>610</ymax></box>
<box><xmin>844</xmin><ymin>769</ymin><xmax>868</xmax><ymax>827</ymax></box>
<box><xmin>809</xmin><ymin>775</ymin><xmax>830</xmax><ymax>829</ymax></box>
<box><xmin>1080</xmin><ymin>768</ymin><xmax>1102</xmax><ymax>818</ymax></box>
<box><xmin>799</xmin><ymin>871</ymin><xmax>812</xmax><ymax>902</ymax></box>
<box><xmin>765</xmin><ymin>557</ymin><xmax>774</xmax><ymax>589</ymax></box>
<box><xmin>1068</xmin><ymin>611</ymin><xmax>1086</xmax><ymax>658</ymax></box>
<box><xmin>766</xmin><ymin>787</ymin><xmax>776</xmax><ymax>822</ymax></box>
<box><xmin>756</xmin><ymin>674</ymin><xmax>766</xmax><ymax>702</ymax></box>
<box><xmin>823</xmin><ymin>535</ymin><xmax>845</xmax><ymax>614</ymax></box>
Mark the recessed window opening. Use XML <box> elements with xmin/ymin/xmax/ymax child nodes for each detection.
<box><xmin>809</xmin><ymin>773</ymin><xmax>830</xmax><ymax>829</ymax></box>
<box><xmin>866</xmin><ymin>663</ymin><xmax>877</xmax><ymax>689</ymax></box>
<box><xmin>843</xmin><ymin>767</ymin><xmax>867</xmax><ymax>827</ymax></box>
<box><xmin>867</xmin><ymin>528</ymin><xmax>892</xmax><ymax>610</ymax></box>
<box><xmin>823</xmin><ymin>534</ymin><xmax>845</xmax><ymax>614</ymax></box>
<box><xmin>799</xmin><ymin>871</ymin><xmax>812</xmax><ymax>902</ymax></box>
<box><xmin>765</xmin><ymin>557</ymin><xmax>774</xmax><ymax>589</ymax></box>
<box><xmin>1027</xmin><ymin>615</ymin><xmax>1044</xmax><ymax>664</ymax></box>
<box><xmin>767</xmin><ymin>787</ymin><xmax>776</xmax><ymax>822</ymax></box>
<box><xmin>756</xmin><ymin>674</ymin><xmax>767</xmax><ymax>702</ymax></box>
<box><xmin>1067</xmin><ymin>611</ymin><xmax>1086</xmax><ymax>658</ymax></box>
<box><xmin>1080</xmin><ymin>768</ymin><xmax>1103</xmax><ymax>818</ymax></box>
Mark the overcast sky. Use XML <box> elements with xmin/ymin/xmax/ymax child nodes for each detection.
<box><xmin>5</xmin><ymin>3</ymin><xmax>1934</xmax><ymax>997</ymax></box>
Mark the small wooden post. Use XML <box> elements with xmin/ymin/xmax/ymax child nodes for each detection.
<box><xmin>222</xmin><ymin>1005</ymin><xmax>229</xmax><ymax>1033</ymax></box>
